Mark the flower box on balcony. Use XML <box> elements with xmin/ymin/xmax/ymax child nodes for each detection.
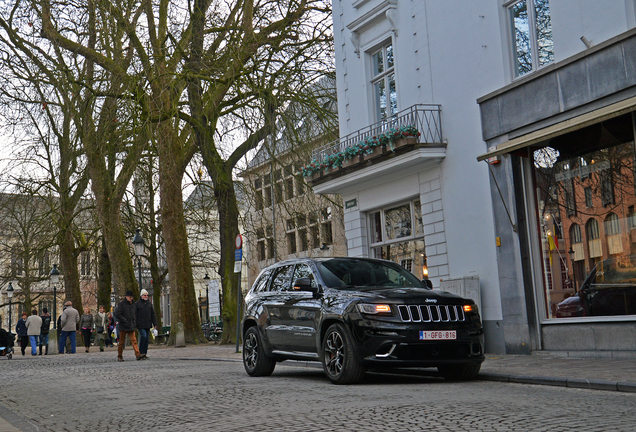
<box><xmin>363</xmin><ymin>145</ymin><xmax>385</xmax><ymax>161</ymax></box>
<box><xmin>307</xmin><ymin>170</ymin><xmax>323</xmax><ymax>182</ymax></box>
<box><xmin>340</xmin><ymin>154</ymin><xmax>363</xmax><ymax>169</ymax></box>
<box><xmin>392</xmin><ymin>135</ymin><xmax>417</xmax><ymax>150</ymax></box>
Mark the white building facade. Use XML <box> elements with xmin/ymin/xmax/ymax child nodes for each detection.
<box><xmin>313</xmin><ymin>0</ymin><xmax>636</xmax><ymax>355</ymax></box>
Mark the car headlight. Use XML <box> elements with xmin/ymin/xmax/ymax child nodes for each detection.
<box><xmin>357</xmin><ymin>303</ymin><xmax>393</xmax><ymax>315</ymax></box>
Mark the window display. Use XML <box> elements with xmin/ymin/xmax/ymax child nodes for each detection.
<box><xmin>533</xmin><ymin>117</ymin><xmax>636</xmax><ymax>319</ymax></box>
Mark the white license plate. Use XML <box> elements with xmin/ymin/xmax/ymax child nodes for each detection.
<box><xmin>419</xmin><ymin>330</ymin><xmax>456</xmax><ymax>340</ymax></box>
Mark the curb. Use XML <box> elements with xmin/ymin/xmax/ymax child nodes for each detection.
<box><xmin>478</xmin><ymin>373</ymin><xmax>636</xmax><ymax>393</ymax></box>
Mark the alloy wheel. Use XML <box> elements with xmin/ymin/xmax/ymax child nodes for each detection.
<box><xmin>324</xmin><ymin>330</ymin><xmax>344</xmax><ymax>377</ymax></box>
<box><xmin>244</xmin><ymin>331</ymin><xmax>258</xmax><ymax>370</ymax></box>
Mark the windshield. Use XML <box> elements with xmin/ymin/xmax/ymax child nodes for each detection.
<box><xmin>316</xmin><ymin>258</ymin><xmax>425</xmax><ymax>289</ymax></box>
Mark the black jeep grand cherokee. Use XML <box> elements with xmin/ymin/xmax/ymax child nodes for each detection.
<box><xmin>242</xmin><ymin>257</ymin><xmax>484</xmax><ymax>384</ymax></box>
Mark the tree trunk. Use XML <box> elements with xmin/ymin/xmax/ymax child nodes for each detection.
<box><xmin>156</xmin><ymin>121</ymin><xmax>205</xmax><ymax>344</ymax></box>
<box><xmin>212</xmin><ymin>166</ymin><xmax>242</xmax><ymax>344</ymax></box>
<box><xmin>98</xmin><ymin>238</ymin><xmax>113</xmax><ymax>311</ymax></box>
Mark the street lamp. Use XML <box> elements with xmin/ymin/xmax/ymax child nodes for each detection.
<box><xmin>6</xmin><ymin>283</ymin><xmax>14</xmax><ymax>333</ymax></box>
<box><xmin>203</xmin><ymin>273</ymin><xmax>210</xmax><ymax>323</ymax></box>
<box><xmin>50</xmin><ymin>264</ymin><xmax>60</xmax><ymax>329</ymax></box>
<box><xmin>132</xmin><ymin>229</ymin><xmax>145</xmax><ymax>294</ymax></box>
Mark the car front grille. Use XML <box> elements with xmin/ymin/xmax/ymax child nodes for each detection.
<box><xmin>397</xmin><ymin>304</ymin><xmax>466</xmax><ymax>323</ymax></box>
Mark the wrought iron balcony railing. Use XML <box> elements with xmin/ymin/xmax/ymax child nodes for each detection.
<box><xmin>312</xmin><ymin>104</ymin><xmax>442</xmax><ymax>164</ymax></box>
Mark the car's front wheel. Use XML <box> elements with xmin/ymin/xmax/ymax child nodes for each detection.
<box><xmin>322</xmin><ymin>323</ymin><xmax>365</xmax><ymax>384</ymax></box>
<box><xmin>243</xmin><ymin>326</ymin><xmax>276</xmax><ymax>377</ymax></box>
<box><xmin>437</xmin><ymin>363</ymin><xmax>481</xmax><ymax>381</ymax></box>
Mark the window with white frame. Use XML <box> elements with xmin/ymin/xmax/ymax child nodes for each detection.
<box><xmin>370</xmin><ymin>42</ymin><xmax>397</xmax><ymax>121</ymax></box>
<box><xmin>506</xmin><ymin>0</ymin><xmax>554</xmax><ymax>77</ymax></box>
<box><xmin>368</xmin><ymin>199</ymin><xmax>424</xmax><ymax>247</ymax></box>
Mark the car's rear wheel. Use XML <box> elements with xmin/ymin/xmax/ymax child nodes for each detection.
<box><xmin>243</xmin><ymin>327</ymin><xmax>276</xmax><ymax>377</ymax></box>
<box><xmin>322</xmin><ymin>323</ymin><xmax>365</xmax><ymax>384</ymax></box>
<box><xmin>437</xmin><ymin>363</ymin><xmax>481</xmax><ymax>381</ymax></box>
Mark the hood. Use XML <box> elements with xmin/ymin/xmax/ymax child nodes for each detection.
<box><xmin>331</xmin><ymin>287</ymin><xmax>467</xmax><ymax>304</ymax></box>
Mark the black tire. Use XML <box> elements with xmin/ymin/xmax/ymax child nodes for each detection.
<box><xmin>437</xmin><ymin>363</ymin><xmax>481</xmax><ymax>381</ymax></box>
<box><xmin>243</xmin><ymin>326</ymin><xmax>276</xmax><ymax>377</ymax></box>
<box><xmin>322</xmin><ymin>323</ymin><xmax>365</xmax><ymax>384</ymax></box>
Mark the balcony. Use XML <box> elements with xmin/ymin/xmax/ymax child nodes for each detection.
<box><xmin>305</xmin><ymin>104</ymin><xmax>446</xmax><ymax>191</ymax></box>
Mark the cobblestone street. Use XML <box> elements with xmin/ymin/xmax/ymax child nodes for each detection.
<box><xmin>0</xmin><ymin>345</ymin><xmax>635</xmax><ymax>431</ymax></box>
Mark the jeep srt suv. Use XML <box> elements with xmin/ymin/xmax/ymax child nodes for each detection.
<box><xmin>241</xmin><ymin>257</ymin><xmax>484</xmax><ymax>384</ymax></box>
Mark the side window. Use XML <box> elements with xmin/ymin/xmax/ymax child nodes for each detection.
<box><xmin>291</xmin><ymin>263</ymin><xmax>317</xmax><ymax>290</ymax></box>
<box><xmin>252</xmin><ymin>269</ymin><xmax>272</xmax><ymax>293</ymax></box>
<box><xmin>270</xmin><ymin>265</ymin><xmax>294</xmax><ymax>292</ymax></box>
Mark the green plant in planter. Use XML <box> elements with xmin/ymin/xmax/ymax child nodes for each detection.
<box><xmin>301</xmin><ymin>125</ymin><xmax>421</xmax><ymax>177</ymax></box>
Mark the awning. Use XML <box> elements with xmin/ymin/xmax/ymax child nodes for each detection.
<box><xmin>477</xmin><ymin>94</ymin><xmax>636</xmax><ymax>161</ymax></box>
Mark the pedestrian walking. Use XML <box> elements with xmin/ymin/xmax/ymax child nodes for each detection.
<box><xmin>39</xmin><ymin>308</ymin><xmax>51</xmax><ymax>355</ymax></box>
<box><xmin>94</xmin><ymin>306</ymin><xmax>108</xmax><ymax>352</ymax></box>
<box><xmin>135</xmin><ymin>289</ymin><xmax>157</xmax><ymax>360</ymax></box>
<box><xmin>25</xmin><ymin>309</ymin><xmax>42</xmax><ymax>356</ymax></box>
<box><xmin>80</xmin><ymin>308</ymin><xmax>94</xmax><ymax>353</ymax></box>
<box><xmin>106</xmin><ymin>312</ymin><xmax>115</xmax><ymax>347</ymax></box>
<box><xmin>114</xmin><ymin>290</ymin><xmax>142</xmax><ymax>362</ymax></box>
<box><xmin>59</xmin><ymin>301</ymin><xmax>80</xmax><ymax>354</ymax></box>
<box><xmin>15</xmin><ymin>312</ymin><xmax>28</xmax><ymax>356</ymax></box>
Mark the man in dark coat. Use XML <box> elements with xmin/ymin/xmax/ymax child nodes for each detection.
<box><xmin>135</xmin><ymin>289</ymin><xmax>156</xmax><ymax>360</ymax></box>
<box><xmin>39</xmin><ymin>307</ymin><xmax>51</xmax><ymax>355</ymax></box>
<box><xmin>114</xmin><ymin>290</ymin><xmax>142</xmax><ymax>362</ymax></box>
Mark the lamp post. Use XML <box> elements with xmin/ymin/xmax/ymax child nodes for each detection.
<box><xmin>132</xmin><ymin>229</ymin><xmax>145</xmax><ymax>294</ymax></box>
<box><xmin>50</xmin><ymin>264</ymin><xmax>60</xmax><ymax>329</ymax></box>
<box><xmin>7</xmin><ymin>283</ymin><xmax>14</xmax><ymax>333</ymax></box>
<box><xmin>203</xmin><ymin>273</ymin><xmax>210</xmax><ymax>323</ymax></box>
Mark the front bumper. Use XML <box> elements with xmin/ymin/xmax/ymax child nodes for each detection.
<box><xmin>350</xmin><ymin>319</ymin><xmax>485</xmax><ymax>368</ymax></box>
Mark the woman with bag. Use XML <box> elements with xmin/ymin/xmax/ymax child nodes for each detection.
<box><xmin>94</xmin><ymin>306</ymin><xmax>108</xmax><ymax>352</ymax></box>
<box><xmin>80</xmin><ymin>308</ymin><xmax>94</xmax><ymax>353</ymax></box>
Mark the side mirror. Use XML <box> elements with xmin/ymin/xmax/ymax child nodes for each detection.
<box><xmin>293</xmin><ymin>277</ymin><xmax>319</xmax><ymax>295</ymax></box>
<box><xmin>422</xmin><ymin>279</ymin><xmax>433</xmax><ymax>290</ymax></box>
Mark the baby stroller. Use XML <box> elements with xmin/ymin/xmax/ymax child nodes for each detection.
<box><xmin>0</xmin><ymin>328</ymin><xmax>15</xmax><ymax>359</ymax></box>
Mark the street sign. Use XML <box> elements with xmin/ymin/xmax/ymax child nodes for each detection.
<box><xmin>234</xmin><ymin>261</ymin><xmax>242</xmax><ymax>273</ymax></box>
<box><xmin>235</xmin><ymin>234</ymin><xmax>243</xmax><ymax>249</ymax></box>
<box><xmin>235</xmin><ymin>248</ymin><xmax>242</xmax><ymax>261</ymax></box>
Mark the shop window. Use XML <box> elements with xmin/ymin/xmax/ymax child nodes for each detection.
<box><xmin>370</xmin><ymin>42</ymin><xmax>397</xmax><ymax>121</ymax></box>
<box><xmin>533</xmin><ymin>136</ymin><xmax>636</xmax><ymax>319</ymax></box>
<box><xmin>507</xmin><ymin>0</ymin><xmax>554</xmax><ymax>77</ymax></box>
